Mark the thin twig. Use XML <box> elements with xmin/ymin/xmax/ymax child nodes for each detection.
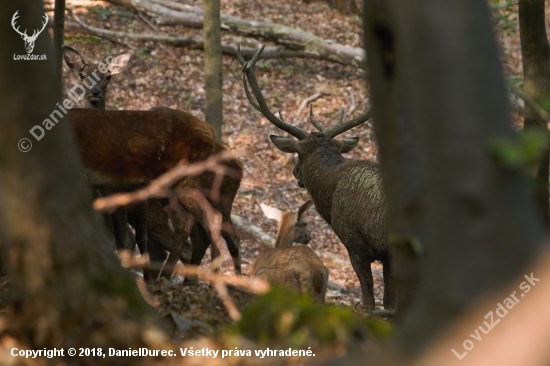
<box><xmin>93</xmin><ymin>148</ymin><xmax>249</xmax><ymax>213</ymax></box>
<box><xmin>137</xmin><ymin>12</ymin><xmax>159</xmax><ymax>32</ymax></box>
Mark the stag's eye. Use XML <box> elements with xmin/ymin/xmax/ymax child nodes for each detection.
<box><xmin>106</xmin><ymin>75</ymin><xmax>112</xmax><ymax>80</ymax></box>
<box><xmin>79</xmin><ymin>73</ymin><xmax>85</xmax><ymax>79</ymax></box>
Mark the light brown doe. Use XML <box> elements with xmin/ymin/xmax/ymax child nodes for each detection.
<box><xmin>251</xmin><ymin>201</ymin><xmax>328</xmax><ymax>302</ymax></box>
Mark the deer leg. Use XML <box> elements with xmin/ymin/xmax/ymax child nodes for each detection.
<box><xmin>111</xmin><ymin>207</ymin><xmax>128</xmax><ymax>250</ymax></box>
<box><xmin>177</xmin><ymin>190</ymin><xmax>223</xmax><ymax>273</ymax></box>
<box><xmin>222</xmin><ymin>217</ymin><xmax>241</xmax><ymax>275</ymax></box>
<box><xmin>382</xmin><ymin>258</ymin><xmax>396</xmax><ymax>310</ymax></box>
<box><xmin>132</xmin><ymin>201</ymin><xmax>148</xmax><ymax>259</ymax></box>
<box><xmin>348</xmin><ymin>249</ymin><xmax>375</xmax><ymax>312</ymax></box>
<box><xmin>162</xmin><ymin>197</ymin><xmax>194</xmax><ymax>278</ymax></box>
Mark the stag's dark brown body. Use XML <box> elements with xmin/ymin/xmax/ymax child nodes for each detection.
<box><xmin>298</xmin><ymin>135</ymin><xmax>391</xmax><ymax>309</ymax></box>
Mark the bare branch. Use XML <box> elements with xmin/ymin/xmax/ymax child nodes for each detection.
<box><xmin>93</xmin><ymin>148</ymin><xmax>250</xmax><ymax>213</ymax></box>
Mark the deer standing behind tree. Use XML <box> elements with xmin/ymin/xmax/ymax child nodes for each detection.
<box><xmin>62</xmin><ymin>46</ymin><xmax>243</xmax><ymax>278</ymax></box>
<box><xmin>239</xmin><ymin>46</ymin><xmax>393</xmax><ymax>311</ymax></box>
<box><xmin>251</xmin><ymin>201</ymin><xmax>328</xmax><ymax>302</ymax></box>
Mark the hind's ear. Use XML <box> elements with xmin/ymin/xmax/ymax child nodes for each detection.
<box><xmin>108</xmin><ymin>51</ymin><xmax>133</xmax><ymax>75</ymax></box>
<box><xmin>334</xmin><ymin>137</ymin><xmax>359</xmax><ymax>153</ymax></box>
<box><xmin>298</xmin><ymin>200</ymin><xmax>313</xmax><ymax>218</ymax></box>
<box><xmin>260</xmin><ymin>203</ymin><xmax>283</xmax><ymax>222</ymax></box>
<box><xmin>270</xmin><ymin>135</ymin><xmax>302</xmax><ymax>154</ymax></box>
<box><xmin>62</xmin><ymin>45</ymin><xmax>85</xmax><ymax>71</ymax></box>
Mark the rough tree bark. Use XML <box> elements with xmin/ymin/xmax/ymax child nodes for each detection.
<box><xmin>518</xmin><ymin>0</ymin><xmax>550</xmax><ymax>226</ymax></box>
<box><xmin>0</xmin><ymin>1</ymin><xmax>166</xmax><ymax>361</ymax></box>
<box><xmin>363</xmin><ymin>0</ymin><xmax>544</xmax><ymax>358</ymax></box>
<box><xmin>203</xmin><ymin>0</ymin><xmax>223</xmax><ymax>142</ymax></box>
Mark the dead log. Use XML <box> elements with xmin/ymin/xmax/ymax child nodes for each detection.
<box><xmin>104</xmin><ymin>0</ymin><xmax>365</xmax><ymax>67</ymax></box>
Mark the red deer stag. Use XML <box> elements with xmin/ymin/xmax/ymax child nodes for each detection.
<box><xmin>239</xmin><ymin>45</ymin><xmax>393</xmax><ymax>311</ymax></box>
<box><xmin>251</xmin><ymin>201</ymin><xmax>328</xmax><ymax>302</ymax></box>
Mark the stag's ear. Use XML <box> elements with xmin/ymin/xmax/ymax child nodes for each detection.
<box><xmin>108</xmin><ymin>51</ymin><xmax>133</xmax><ymax>75</ymax></box>
<box><xmin>62</xmin><ymin>46</ymin><xmax>85</xmax><ymax>71</ymax></box>
<box><xmin>270</xmin><ymin>135</ymin><xmax>302</xmax><ymax>154</ymax></box>
<box><xmin>260</xmin><ymin>203</ymin><xmax>283</xmax><ymax>222</ymax></box>
<box><xmin>297</xmin><ymin>200</ymin><xmax>313</xmax><ymax>219</ymax></box>
<box><xmin>335</xmin><ymin>137</ymin><xmax>359</xmax><ymax>153</ymax></box>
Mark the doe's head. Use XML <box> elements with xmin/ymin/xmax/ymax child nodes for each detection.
<box><xmin>62</xmin><ymin>45</ymin><xmax>132</xmax><ymax>109</ymax></box>
<box><xmin>260</xmin><ymin>200</ymin><xmax>313</xmax><ymax>247</ymax></box>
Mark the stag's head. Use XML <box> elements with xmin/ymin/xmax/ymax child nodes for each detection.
<box><xmin>11</xmin><ymin>11</ymin><xmax>48</xmax><ymax>54</ymax></box>
<box><xmin>238</xmin><ymin>45</ymin><xmax>372</xmax><ymax>187</ymax></box>
<box><xmin>62</xmin><ymin>46</ymin><xmax>132</xmax><ymax>109</ymax></box>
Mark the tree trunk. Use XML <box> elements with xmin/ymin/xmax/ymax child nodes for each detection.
<box><xmin>518</xmin><ymin>0</ymin><xmax>550</xmax><ymax>226</ymax></box>
<box><xmin>363</xmin><ymin>0</ymin><xmax>544</xmax><ymax>357</ymax></box>
<box><xmin>53</xmin><ymin>0</ymin><xmax>65</xmax><ymax>78</ymax></box>
<box><xmin>203</xmin><ymin>0</ymin><xmax>223</xmax><ymax>141</ymax></box>
<box><xmin>0</xmin><ymin>0</ymin><xmax>164</xmax><ymax>359</ymax></box>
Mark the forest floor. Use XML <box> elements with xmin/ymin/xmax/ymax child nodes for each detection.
<box><xmin>58</xmin><ymin>0</ymin><xmax>525</xmax><ymax>352</ymax></box>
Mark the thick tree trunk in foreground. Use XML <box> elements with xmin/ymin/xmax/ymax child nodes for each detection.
<box><xmin>0</xmin><ymin>1</ymin><xmax>164</xmax><ymax>360</ymax></box>
<box><xmin>203</xmin><ymin>0</ymin><xmax>223</xmax><ymax>142</ymax></box>
<box><xmin>519</xmin><ymin>0</ymin><xmax>550</xmax><ymax>226</ymax></box>
<box><xmin>363</xmin><ymin>0</ymin><xmax>544</xmax><ymax>358</ymax></box>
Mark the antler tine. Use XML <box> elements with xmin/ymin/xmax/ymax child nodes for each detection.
<box><xmin>325</xmin><ymin>106</ymin><xmax>373</xmax><ymax>138</ymax></box>
<box><xmin>336</xmin><ymin>109</ymin><xmax>345</xmax><ymax>125</ymax></box>
<box><xmin>40</xmin><ymin>13</ymin><xmax>49</xmax><ymax>31</ymax></box>
<box><xmin>239</xmin><ymin>45</ymin><xmax>308</xmax><ymax>140</ymax></box>
<box><xmin>309</xmin><ymin>104</ymin><xmax>326</xmax><ymax>133</ymax></box>
<box><xmin>11</xmin><ymin>11</ymin><xmax>27</xmax><ymax>37</ymax></box>
<box><xmin>236</xmin><ymin>44</ymin><xmax>246</xmax><ymax>67</ymax></box>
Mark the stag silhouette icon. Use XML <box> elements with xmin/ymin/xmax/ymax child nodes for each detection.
<box><xmin>11</xmin><ymin>11</ymin><xmax>48</xmax><ymax>54</ymax></box>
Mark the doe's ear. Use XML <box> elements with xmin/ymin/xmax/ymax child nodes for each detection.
<box><xmin>297</xmin><ymin>200</ymin><xmax>313</xmax><ymax>219</ymax></box>
<box><xmin>62</xmin><ymin>45</ymin><xmax>85</xmax><ymax>71</ymax></box>
<box><xmin>260</xmin><ymin>203</ymin><xmax>283</xmax><ymax>222</ymax></box>
<box><xmin>335</xmin><ymin>137</ymin><xmax>359</xmax><ymax>153</ymax></box>
<box><xmin>108</xmin><ymin>51</ymin><xmax>133</xmax><ymax>75</ymax></box>
<box><xmin>270</xmin><ymin>135</ymin><xmax>302</xmax><ymax>154</ymax></box>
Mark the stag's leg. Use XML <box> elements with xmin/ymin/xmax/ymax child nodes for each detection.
<box><xmin>382</xmin><ymin>258</ymin><xmax>396</xmax><ymax>310</ymax></box>
<box><xmin>348</xmin><ymin>248</ymin><xmax>375</xmax><ymax>311</ymax></box>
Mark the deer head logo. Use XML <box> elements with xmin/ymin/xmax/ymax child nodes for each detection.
<box><xmin>11</xmin><ymin>11</ymin><xmax>49</xmax><ymax>54</ymax></box>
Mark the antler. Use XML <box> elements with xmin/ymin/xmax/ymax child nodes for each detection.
<box><xmin>309</xmin><ymin>104</ymin><xmax>372</xmax><ymax>138</ymax></box>
<box><xmin>238</xmin><ymin>45</ymin><xmax>308</xmax><ymax>140</ymax></box>
<box><xmin>11</xmin><ymin>11</ymin><xmax>27</xmax><ymax>38</ymax></box>
<box><xmin>29</xmin><ymin>13</ymin><xmax>49</xmax><ymax>40</ymax></box>
<box><xmin>324</xmin><ymin>107</ymin><xmax>373</xmax><ymax>138</ymax></box>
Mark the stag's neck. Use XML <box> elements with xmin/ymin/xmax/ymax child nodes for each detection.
<box><xmin>301</xmin><ymin>149</ymin><xmax>346</xmax><ymax>224</ymax></box>
<box><xmin>85</xmin><ymin>100</ymin><xmax>106</xmax><ymax>110</ymax></box>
